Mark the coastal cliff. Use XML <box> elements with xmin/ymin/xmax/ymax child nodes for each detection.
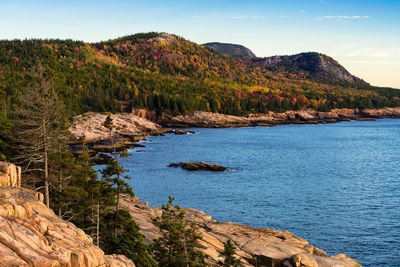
<box><xmin>0</xmin><ymin>163</ymin><xmax>134</xmax><ymax>267</ymax></box>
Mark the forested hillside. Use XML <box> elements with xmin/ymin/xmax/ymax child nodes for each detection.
<box><xmin>1</xmin><ymin>32</ymin><xmax>400</xmax><ymax>118</ymax></box>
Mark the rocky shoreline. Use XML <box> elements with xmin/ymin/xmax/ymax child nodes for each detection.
<box><xmin>158</xmin><ymin>107</ymin><xmax>400</xmax><ymax>128</ymax></box>
<box><xmin>69</xmin><ymin>107</ymin><xmax>400</xmax><ymax>153</ymax></box>
<box><xmin>120</xmin><ymin>194</ymin><xmax>360</xmax><ymax>267</ymax></box>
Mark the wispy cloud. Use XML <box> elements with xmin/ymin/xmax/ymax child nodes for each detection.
<box><xmin>331</xmin><ymin>45</ymin><xmax>400</xmax><ymax>60</ymax></box>
<box><xmin>230</xmin><ymin>15</ymin><xmax>265</xmax><ymax>20</ymax></box>
<box><xmin>299</xmin><ymin>10</ymin><xmax>307</xmax><ymax>14</ymax></box>
<box><xmin>193</xmin><ymin>14</ymin><xmax>264</xmax><ymax>20</ymax></box>
<box><xmin>343</xmin><ymin>61</ymin><xmax>400</xmax><ymax>64</ymax></box>
<box><xmin>315</xmin><ymin>15</ymin><xmax>370</xmax><ymax>21</ymax></box>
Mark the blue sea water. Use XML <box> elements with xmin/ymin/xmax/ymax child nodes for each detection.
<box><xmin>117</xmin><ymin>119</ymin><xmax>400</xmax><ymax>266</ymax></box>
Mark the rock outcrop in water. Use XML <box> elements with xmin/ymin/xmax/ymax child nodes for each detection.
<box><xmin>0</xmin><ymin>162</ymin><xmax>134</xmax><ymax>267</ymax></box>
<box><xmin>119</xmin><ymin>195</ymin><xmax>360</xmax><ymax>267</ymax></box>
<box><xmin>168</xmin><ymin>162</ymin><xmax>227</xmax><ymax>171</ymax></box>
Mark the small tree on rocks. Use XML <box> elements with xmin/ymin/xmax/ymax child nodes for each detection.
<box><xmin>152</xmin><ymin>196</ymin><xmax>207</xmax><ymax>267</ymax></box>
<box><xmin>218</xmin><ymin>238</ymin><xmax>240</xmax><ymax>267</ymax></box>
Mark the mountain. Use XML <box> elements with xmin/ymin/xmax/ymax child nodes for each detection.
<box><xmin>250</xmin><ymin>52</ymin><xmax>368</xmax><ymax>85</ymax></box>
<box><xmin>204</xmin><ymin>42</ymin><xmax>256</xmax><ymax>58</ymax></box>
<box><xmin>1</xmin><ymin>32</ymin><xmax>400</xmax><ymax>118</ymax></box>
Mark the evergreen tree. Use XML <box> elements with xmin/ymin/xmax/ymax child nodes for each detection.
<box><xmin>218</xmin><ymin>239</ymin><xmax>240</xmax><ymax>267</ymax></box>
<box><xmin>100</xmin><ymin>209</ymin><xmax>157</xmax><ymax>267</ymax></box>
<box><xmin>0</xmin><ymin>96</ymin><xmax>11</xmax><ymax>160</ymax></box>
<box><xmin>152</xmin><ymin>196</ymin><xmax>207</xmax><ymax>267</ymax></box>
<box><xmin>100</xmin><ymin>115</ymin><xmax>134</xmax><ymax>219</ymax></box>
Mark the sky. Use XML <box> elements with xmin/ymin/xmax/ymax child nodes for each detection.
<box><xmin>1</xmin><ymin>0</ymin><xmax>399</xmax><ymax>88</ymax></box>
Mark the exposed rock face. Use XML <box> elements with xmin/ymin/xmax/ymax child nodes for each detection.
<box><xmin>119</xmin><ymin>195</ymin><xmax>360</xmax><ymax>267</ymax></box>
<box><xmin>160</xmin><ymin>111</ymin><xmax>251</xmax><ymax>128</ymax></box>
<box><xmin>160</xmin><ymin>108</ymin><xmax>400</xmax><ymax>128</ymax></box>
<box><xmin>168</xmin><ymin>162</ymin><xmax>227</xmax><ymax>171</ymax></box>
<box><xmin>0</xmin><ymin>186</ymin><xmax>134</xmax><ymax>267</ymax></box>
<box><xmin>70</xmin><ymin>112</ymin><xmax>165</xmax><ymax>143</ymax></box>
<box><xmin>130</xmin><ymin>108</ymin><xmax>158</xmax><ymax>122</ymax></box>
<box><xmin>204</xmin><ymin>42</ymin><xmax>256</xmax><ymax>58</ymax></box>
<box><xmin>360</xmin><ymin>107</ymin><xmax>400</xmax><ymax>118</ymax></box>
<box><xmin>0</xmin><ymin>162</ymin><xmax>21</xmax><ymax>187</ymax></box>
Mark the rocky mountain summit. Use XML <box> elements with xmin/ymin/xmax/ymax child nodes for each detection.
<box><xmin>204</xmin><ymin>42</ymin><xmax>256</xmax><ymax>58</ymax></box>
<box><xmin>251</xmin><ymin>52</ymin><xmax>367</xmax><ymax>85</ymax></box>
<box><xmin>203</xmin><ymin>41</ymin><xmax>366</xmax><ymax>85</ymax></box>
<box><xmin>0</xmin><ymin>163</ymin><xmax>134</xmax><ymax>267</ymax></box>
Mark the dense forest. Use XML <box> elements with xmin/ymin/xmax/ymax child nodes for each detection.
<box><xmin>1</xmin><ymin>32</ymin><xmax>400</xmax><ymax>120</ymax></box>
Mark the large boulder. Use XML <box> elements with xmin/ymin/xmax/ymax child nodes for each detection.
<box><xmin>0</xmin><ymin>186</ymin><xmax>135</xmax><ymax>267</ymax></box>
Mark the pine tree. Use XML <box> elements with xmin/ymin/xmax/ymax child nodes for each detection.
<box><xmin>218</xmin><ymin>239</ymin><xmax>240</xmax><ymax>267</ymax></box>
<box><xmin>100</xmin><ymin>209</ymin><xmax>157</xmax><ymax>267</ymax></box>
<box><xmin>0</xmin><ymin>90</ymin><xmax>11</xmax><ymax>160</ymax></box>
<box><xmin>152</xmin><ymin>196</ymin><xmax>207</xmax><ymax>267</ymax></box>
<box><xmin>100</xmin><ymin>115</ymin><xmax>134</xmax><ymax>219</ymax></box>
<box><xmin>99</xmin><ymin>115</ymin><xmax>155</xmax><ymax>266</ymax></box>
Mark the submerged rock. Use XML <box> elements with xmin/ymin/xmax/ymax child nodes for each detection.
<box><xmin>168</xmin><ymin>162</ymin><xmax>227</xmax><ymax>171</ymax></box>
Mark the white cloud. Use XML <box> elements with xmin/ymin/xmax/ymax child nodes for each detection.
<box><xmin>315</xmin><ymin>15</ymin><xmax>370</xmax><ymax>21</ymax></box>
<box><xmin>299</xmin><ymin>10</ymin><xmax>307</xmax><ymax>13</ymax></box>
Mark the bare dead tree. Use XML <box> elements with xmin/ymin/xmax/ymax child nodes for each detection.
<box><xmin>11</xmin><ymin>67</ymin><xmax>66</xmax><ymax>208</ymax></box>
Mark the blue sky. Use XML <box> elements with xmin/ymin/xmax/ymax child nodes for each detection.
<box><xmin>1</xmin><ymin>0</ymin><xmax>399</xmax><ymax>88</ymax></box>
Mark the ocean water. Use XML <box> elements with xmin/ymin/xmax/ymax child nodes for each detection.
<box><xmin>117</xmin><ymin>119</ymin><xmax>400</xmax><ymax>266</ymax></box>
